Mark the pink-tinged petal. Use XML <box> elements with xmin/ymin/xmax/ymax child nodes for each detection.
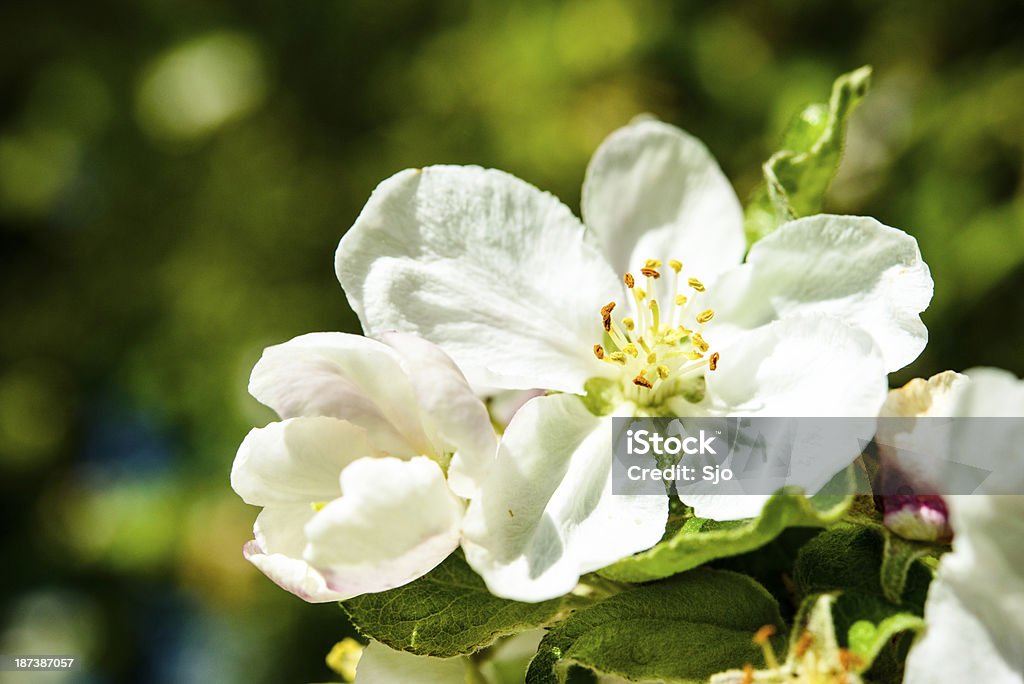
<box><xmin>305</xmin><ymin>457</ymin><xmax>463</xmax><ymax>597</ymax></box>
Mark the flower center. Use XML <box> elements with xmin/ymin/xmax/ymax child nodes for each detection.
<box><xmin>592</xmin><ymin>258</ymin><xmax>720</xmax><ymax>409</ymax></box>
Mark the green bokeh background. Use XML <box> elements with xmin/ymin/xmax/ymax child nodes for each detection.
<box><xmin>1</xmin><ymin>1</ymin><xmax>1021</xmax><ymax>682</ymax></box>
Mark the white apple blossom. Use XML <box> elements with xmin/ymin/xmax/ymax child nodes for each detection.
<box><xmin>336</xmin><ymin>119</ymin><xmax>932</xmax><ymax>601</ymax></box>
<box><xmin>881</xmin><ymin>369</ymin><xmax>1024</xmax><ymax>683</ymax></box>
<box><xmin>231</xmin><ymin>331</ymin><xmax>495</xmax><ymax>602</ymax></box>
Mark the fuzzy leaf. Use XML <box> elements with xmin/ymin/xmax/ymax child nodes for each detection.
<box><xmin>342</xmin><ymin>552</ymin><xmax>567</xmax><ymax>658</ymax></box>
<box><xmin>793</xmin><ymin>526</ymin><xmax>931</xmax><ymax>677</ymax></box>
<box><xmin>527</xmin><ymin>569</ymin><xmax>785</xmax><ymax>684</ymax></box>
<box><xmin>848</xmin><ymin>612</ymin><xmax>926</xmax><ymax>667</ymax></box>
<box><xmin>880</xmin><ymin>530</ymin><xmax>937</xmax><ymax>603</ymax></box>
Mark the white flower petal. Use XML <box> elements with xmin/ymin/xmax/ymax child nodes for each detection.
<box><xmin>354</xmin><ymin>642</ymin><xmax>466</xmax><ymax>683</ymax></box>
<box><xmin>248</xmin><ymin>332</ymin><xmax>431</xmax><ymax>455</ymax></box>
<box><xmin>231</xmin><ymin>416</ymin><xmax>374</xmax><ymax>507</ymax></box>
<box><xmin>581</xmin><ymin>120</ymin><xmax>745</xmax><ymax>279</ymax></box>
<box><xmin>336</xmin><ymin>165</ymin><xmax>620</xmax><ymax>393</ymax></box>
<box><xmin>706</xmin><ymin>315</ymin><xmax>888</xmax><ymax>417</ymax></box>
<box><xmin>958</xmin><ymin>366</ymin><xmax>1024</xmax><ymax>418</ymax></box>
<box><xmin>462</xmin><ymin>394</ymin><xmax>667</xmax><ymax>602</ymax></box>
<box><xmin>305</xmin><ymin>456</ymin><xmax>463</xmax><ymax>597</ymax></box>
<box><xmin>243</xmin><ymin>506</ymin><xmax>348</xmax><ymax>603</ymax></box>
<box><xmin>379</xmin><ymin>331</ymin><xmax>497</xmax><ymax>499</ymax></box>
<box><xmin>905</xmin><ymin>495</ymin><xmax>1024</xmax><ymax>682</ymax></box>
<box><xmin>681</xmin><ymin>315</ymin><xmax>887</xmax><ymax>521</ymax></box>
<box><xmin>708</xmin><ymin>215</ymin><xmax>932</xmax><ymax>372</ymax></box>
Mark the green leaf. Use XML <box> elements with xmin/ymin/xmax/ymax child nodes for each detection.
<box><xmin>793</xmin><ymin>525</ymin><xmax>931</xmax><ymax>609</ymax></box>
<box><xmin>527</xmin><ymin>569</ymin><xmax>785</xmax><ymax>684</ymax></box>
<box><xmin>342</xmin><ymin>552</ymin><xmax>568</xmax><ymax>658</ymax></box>
<box><xmin>744</xmin><ymin>65</ymin><xmax>872</xmax><ymax>245</ymax></box>
<box><xmin>848</xmin><ymin>612</ymin><xmax>926</xmax><ymax>668</ymax></box>
<box><xmin>880</xmin><ymin>530</ymin><xmax>937</xmax><ymax>603</ymax></box>
<box><xmin>793</xmin><ymin>526</ymin><xmax>931</xmax><ymax>677</ymax></box>
<box><xmin>598</xmin><ymin>488</ymin><xmax>851</xmax><ymax>583</ymax></box>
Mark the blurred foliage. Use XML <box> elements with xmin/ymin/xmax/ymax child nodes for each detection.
<box><xmin>0</xmin><ymin>0</ymin><xmax>1021</xmax><ymax>682</ymax></box>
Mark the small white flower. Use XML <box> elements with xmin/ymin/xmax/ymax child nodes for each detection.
<box><xmin>890</xmin><ymin>368</ymin><xmax>1024</xmax><ymax>683</ymax></box>
<box><xmin>231</xmin><ymin>331</ymin><xmax>495</xmax><ymax>602</ymax></box>
<box><xmin>336</xmin><ymin>120</ymin><xmax>932</xmax><ymax>600</ymax></box>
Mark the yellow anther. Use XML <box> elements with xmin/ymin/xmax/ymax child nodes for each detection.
<box><xmin>685</xmin><ymin>351</ymin><xmax>704</xmax><ymax>361</ymax></box>
<box><xmin>753</xmin><ymin>625</ymin><xmax>776</xmax><ymax>646</ymax></box>
<box><xmin>311</xmin><ymin>501</ymin><xmax>328</xmax><ymax>512</ymax></box>
<box><xmin>668</xmin><ymin>259</ymin><xmax>682</xmax><ymax>273</ymax></box>
<box><xmin>709</xmin><ymin>351</ymin><xmax>720</xmax><ymax>371</ymax></box>
<box><xmin>644</xmin><ymin>259</ymin><xmax>662</xmax><ymax>269</ymax></box>
<box><xmin>601</xmin><ymin>301</ymin><xmax>616</xmax><ymax>331</ymax></box>
<box><xmin>656</xmin><ymin>365</ymin><xmax>670</xmax><ymax>379</ymax></box>
<box><xmin>593</xmin><ymin>344</ymin><xmax>605</xmax><ymax>360</ymax></box>
<box><xmin>678</xmin><ymin>325</ymin><xmax>692</xmax><ymax>335</ymax></box>
<box><xmin>691</xmin><ymin>332</ymin><xmax>709</xmax><ymax>352</ymax></box>
<box><xmin>622</xmin><ymin>317</ymin><xmax>635</xmax><ymax>331</ymax></box>
<box><xmin>633</xmin><ymin>373</ymin><xmax>653</xmax><ymax>389</ymax></box>
<box><xmin>607</xmin><ymin>352</ymin><xmax>626</xmax><ymax>364</ymax></box>
<box><xmin>624</xmin><ymin>272</ymin><xmax>635</xmax><ymax>288</ymax></box>
<box><xmin>623</xmin><ymin>344</ymin><xmax>638</xmax><ymax>357</ymax></box>
<box><xmin>675</xmin><ymin>294</ymin><xmax>687</xmax><ymax>306</ymax></box>
<box><xmin>697</xmin><ymin>309</ymin><xmax>715</xmax><ymax>324</ymax></box>
<box><xmin>646</xmin><ymin>352</ymin><xmax>658</xmax><ymax>365</ymax></box>
<box><xmin>688</xmin><ymin>277</ymin><xmax>705</xmax><ymax>292</ymax></box>
<box><xmin>753</xmin><ymin>625</ymin><xmax>780</xmax><ymax>670</ymax></box>
<box><xmin>634</xmin><ymin>287</ymin><xmax>646</xmax><ymax>300</ymax></box>
<box><xmin>640</xmin><ymin>267</ymin><xmax>660</xmax><ymax>279</ymax></box>
<box><xmin>794</xmin><ymin>631</ymin><xmax>814</xmax><ymax>658</ymax></box>
<box><xmin>839</xmin><ymin>649</ymin><xmax>864</xmax><ymax>673</ymax></box>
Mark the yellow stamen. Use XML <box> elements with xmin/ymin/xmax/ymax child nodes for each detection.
<box><xmin>688</xmin><ymin>277</ymin><xmax>705</xmax><ymax>292</ymax></box>
<box><xmin>646</xmin><ymin>352</ymin><xmax>658</xmax><ymax>365</ymax></box>
<box><xmin>622</xmin><ymin>317</ymin><xmax>635</xmax><ymax>331</ymax></box>
<box><xmin>697</xmin><ymin>309</ymin><xmax>715</xmax><ymax>324</ymax></box>
<box><xmin>640</xmin><ymin>267</ymin><xmax>660</xmax><ymax>279</ymax></box>
<box><xmin>692</xmin><ymin>332</ymin><xmax>709</xmax><ymax>352</ymax></box>
<box><xmin>668</xmin><ymin>259</ymin><xmax>682</xmax><ymax>273</ymax></box>
<box><xmin>656</xmin><ymin>365</ymin><xmax>670</xmax><ymax>379</ymax></box>
<box><xmin>709</xmin><ymin>351</ymin><xmax>720</xmax><ymax>371</ymax></box>
<box><xmin>593</xmin><ymin>344</ymin><xmax>605</xmax><ymax>360</ymax></box>
<box><xmin>622</xmin><ymin>344</ymin><xmax>638</xmax><ymax>357</ymax></box>
<box><xmin>675</xmin><ymin>294</ymin><xmax>687</xmax><ymax>306</ymax></box>
<box><xmin>753</xmin><ymin>625</ymin><xmax>780</xmax><ymax>670</ymax></box>
<box><xmin>644</xmin><ymin>259</ymin><xmax>662</xmax><ymax>269</ymax></box>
